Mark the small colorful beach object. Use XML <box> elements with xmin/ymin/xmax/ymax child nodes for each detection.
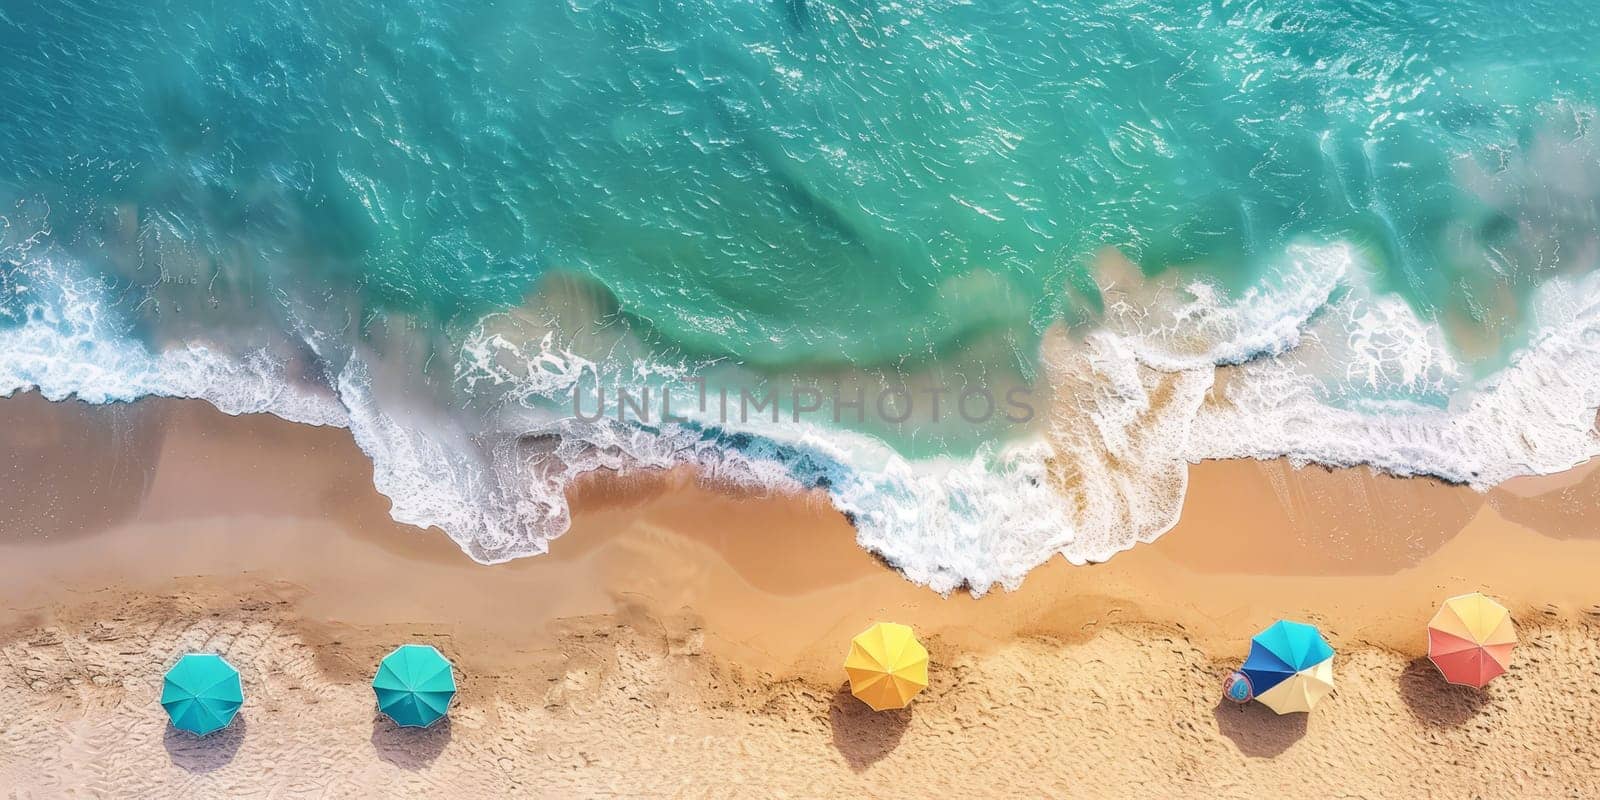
<box><xmin>1223</xmin><ymin>670</ymin><xmax>1254</xmax><ymax>703</ymax></box>
<box><xmin>373</xmin><ymin>644</ymin><xmax>457</xmax><ymax>728</ymax></box>
<box><xmin>1428</xmin><ymin>592</ymin><xmax>1517</xmax><ymax>688</ymax></box>
<box><xmin>1240</xmin><ymin>620</ymin><xmax>1335</xmax><ymax>714</ymax></box>
<box><xmin>161</xmin><ymin>653</ymin><xmax>244</xmax><ymax>736</ymax></box>
<box><xmin>844</xmin><ymin>622</ymin><xmax>929</xmax><ymax>711</ymax></box>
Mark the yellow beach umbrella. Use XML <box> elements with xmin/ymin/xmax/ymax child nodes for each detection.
<box><xmin>1428</xmin><ymin>592</ymin><xmax>1517</xmax><ymax>688</ymax></box>
<box><xmin>844</xmin><ymin>622</ymin><xmax>928</xmax><ymax>711</ymax></box>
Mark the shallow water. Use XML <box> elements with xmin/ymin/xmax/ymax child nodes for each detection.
<box><xmin>4</xmin><ymin>0</ymin><xmax>1600</xmax><ymax>591</ymax></box>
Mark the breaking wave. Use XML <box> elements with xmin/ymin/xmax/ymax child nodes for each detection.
<box><xmin>8</xmin><ymin>221</ymin><xmax>1600</xmax><ymax>594</ymax></box>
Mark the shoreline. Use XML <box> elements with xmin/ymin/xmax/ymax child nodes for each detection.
<box><xmin>3</xmin><ymin>392</ymin><xmax>1600</xmax><ymax>794</ymax></box>
<box><xmin>4</xmin><ymin>391</ymin><xmax>1599</xmax><ymax>665</ymax></box>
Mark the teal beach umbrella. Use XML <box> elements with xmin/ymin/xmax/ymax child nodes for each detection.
<box><xmin>373</xmin><ymin>645</ymin><xmax>457</xmax><ymax>728</ymax></box>
<box><xmin>161</xmin><ymin>654</ymin><xmax>244</xmax><ymax>736</ymax></box>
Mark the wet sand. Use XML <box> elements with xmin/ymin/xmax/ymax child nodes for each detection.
<box><xmin>1</xmin><ymin>392</ymin><xmax>1598</xmax><ymax>796</ymax></box>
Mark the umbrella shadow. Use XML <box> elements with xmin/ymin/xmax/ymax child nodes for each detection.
<box><xmin>1398</xmin><ymin>657</ymin><xmax>1489</xmax><ymax>727</ymax></box>
<box><xmin>1212</xmin><ymin>698</ymin><xmax>1307</xmax><ymax>758</ymax></box>
<box><xmin>163</xmin><ymin>715</ymin><xmax>246</xmax><ymax>773</ymax></box>
<box><xmin>829</xmin><ymin>681</ymin><xmax>912</xmax><ymax>771</ymax></box>
<box><xmin>371</xmin><ymin>713</ymin><xmax>452</xmax><ymax>770</ymax></box>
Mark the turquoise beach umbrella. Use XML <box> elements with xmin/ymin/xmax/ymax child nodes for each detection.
<box><xmin>1240</xmin><ymin>620</ymin><xmax>1335</xmax><ymax>714</ymax></box>
<box><xmin>160</xmin><ymin>654</ymin><xmax>243</xmax><ymax>736</ymax></box>
<box><xmin>373</xmin><ymin>644</ymin><xmax>457</xmax><ymax>728</ymax></box>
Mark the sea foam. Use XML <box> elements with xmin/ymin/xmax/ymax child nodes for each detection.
<box><xmin>1043</xmin><ymin>242</ymin><xmax>1600</xmax><ymax>568</ymax></box>
<box><xmin>6</xmin><ymin>230</ymin><xmax>1600</xmax><ymax>595</ymax></box>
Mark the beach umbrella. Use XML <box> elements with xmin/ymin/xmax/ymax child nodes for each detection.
<box><xmin>1428</xmin><ymin>592</ymin><xmax>1517</xmax><ymax>688</ymax></box>
<box><xmin>161</xmin><ymin>654</ymin><xmax>243</xmax><ymax>736</ymax></box>
<box><xmin>1240</xmin><ymin>620</ymin><xmax>1335</xmax><ymax>714</ymax></box>
<box><xmin>373</xmin><ymin>644</ymin><xmax>457</xmax><ymax>727</ymax></box>
<box><xmin>844</xmin><ymin>622</ymin><xmax>928</xmax><ymax>711</ymax></box>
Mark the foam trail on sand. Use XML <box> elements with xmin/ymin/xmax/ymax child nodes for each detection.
<box><xmin>1190</xmin><ymin>269</ymin><xmax>1600</xmax><ymax>486</ymax></box>
<box><xmin>1041</xmin><ymin>243</ymin><xmax>1600</xmax><ymax>567</ymax></box>
<box><xmin>0</xmin><ymin>245</ymin><xmax>347</xmax><ymax>428</ymax></box>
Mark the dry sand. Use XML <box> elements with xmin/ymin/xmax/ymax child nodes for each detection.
<box><xmin>1</xmin><ymin>392</ymin><xmax>1599</xmax><ymax>797</ymax></box>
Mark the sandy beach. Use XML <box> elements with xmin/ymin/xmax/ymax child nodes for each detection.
<box><xmin>2</xmin><ymin>391</ymin><xmax>1599</xmax><ymax>797</ymax></box>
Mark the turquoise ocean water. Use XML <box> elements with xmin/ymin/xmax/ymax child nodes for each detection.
<box><xmin>5</xmin><ymin>0</ymin><xmax>1600</xmax><ymax>591</ymax></box>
